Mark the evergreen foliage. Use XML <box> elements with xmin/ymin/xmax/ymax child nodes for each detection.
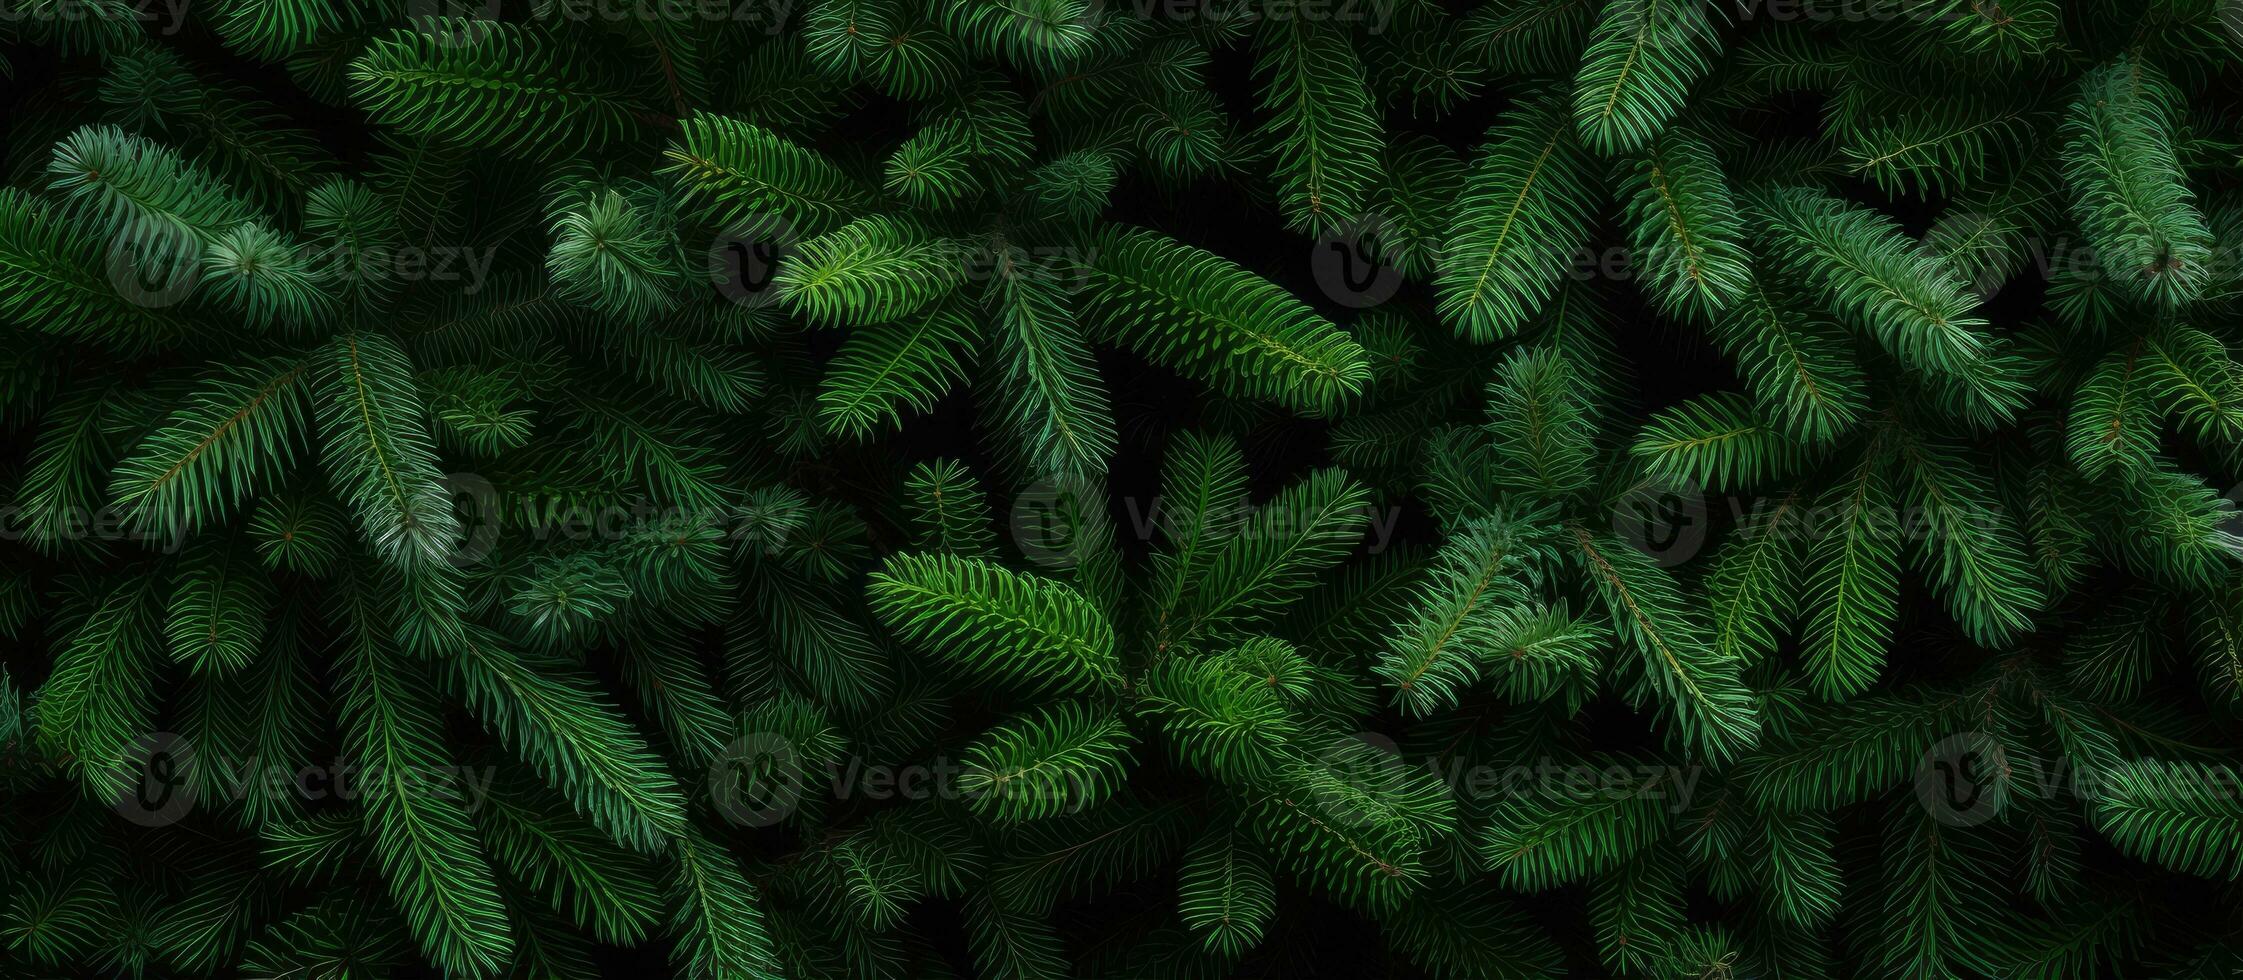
<box><xmin>0</xmin><ymin>1</ymin><xmax>2242</xmax><ymax>978</ymax></box>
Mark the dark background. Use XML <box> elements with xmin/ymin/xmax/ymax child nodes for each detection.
<box><xmin>3</xmin><ymin>2</ymin><xmax>2228</xmax><ymax>976</ymax></box>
